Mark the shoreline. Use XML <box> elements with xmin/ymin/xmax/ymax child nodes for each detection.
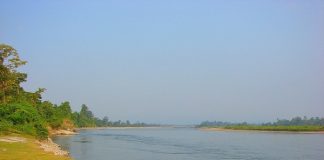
<box><xmin>0</xmin><ymin>134</ymin><xmax>72</xmax><ymax>160</ymax></box>
<box><xmin>37</xmin><ymin>137</ymin><xmax>69</xmax><ymax>156</ymax></box>
<box><xmin>199</xmin><ymin>127</ymin><xmax>324</xmax><ymax>134</ymax></box>
<box><xmin>0</xmin><ymin>129</ymin><xmax>79</xmax><ymax>160</ymax></box>
<box><xmin>50</xmin><ymin>129</ymin><xmax>78</xmax><ymax>136</ymax></box>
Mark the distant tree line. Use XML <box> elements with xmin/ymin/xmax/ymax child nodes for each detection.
<box><xmin>0</xmin><ymin>44</ymin><xmax>153</xmax><ymax>140</ymax></box>
<box><xmin>198</xmin><ymin>116</ymin><xmax>324</xmax><ymax>127</ymax></box>
<box><xmin>73</xmin><ymin>104</ymin><xmax>157</xmax><ymax>128</ymax></box>
<box><xmin>198</xmin><ymin>121</ymin><xmax>247</xmax><ymax>127</ymax></box>
<box><xmin>265</xmin><ymin>116</ymin><xmax>324</xmax><ymax>126</ymax></box>
<box><xmin>99</xmin><ymin>119</ymin><xmax>158</xmax><ymax>127</ymax></box>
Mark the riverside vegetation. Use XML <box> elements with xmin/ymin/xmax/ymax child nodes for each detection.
<box><xmin>0</xmin><ymin>44</ymin><xmax>153</xmax><ymax>159</ymax></box>
<box><xmin>0</xmin><ymin>44</ymin><xmax>153</xmax><ymax>139</ymax></box>
<box><xmin>0</xmin><ymin>44</ymin><xmax>108</xmax><ymax>139</ymax></box>
<box><xmin>199</xmin><ymin>116</ymin><xmax>324</xmax><ymax>132</ymax></box>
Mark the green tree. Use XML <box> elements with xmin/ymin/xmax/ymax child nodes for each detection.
<box><xmin>77</xmin><ymin>104</ymin><xmax>95</xmax><ymax>127</ymax></box>
<box><xmin>80</xmin><ymin>104</ymin><xmax>94</xmax><ymax>119</ymax></box>
<box><xmin>0</xmin><ymin>44</ymin><xmax>27</xmax><ymax>104</ymax></box>
<box><xmin>57</xmin><ymin>101</ymin><xmax>72</xmax><ymax>118</ymax></box>
<box><xmin>102</xmin><ymin>116</ymin><xmax>109</xmax><ymax>126</ymax></box>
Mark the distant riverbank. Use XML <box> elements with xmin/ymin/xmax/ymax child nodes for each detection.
<box><xmin>76</xmin><ymin>126</ymin><xmax>165</xmax><ymax>130</ymax></box>
<box><xmin>200</xmin><ymin>126</ymin><xmax>324</xmax><ymax>134</ymax></box>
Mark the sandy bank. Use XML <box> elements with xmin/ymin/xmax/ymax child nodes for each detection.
<box><xmin>0</xmin><ymin>135</ymin><xmax>71</xmax><ymax>159</ymax></box>
<box><xmin>0</xmin><ymin>136</ymin><xmax>26</xmax><ymax>143</ymax></box>
<box><xmin>50</xmin><ymin>129</ymin><xmax>78</xmax><ymax>135</ymax></box>
<box><xmin>37</xmin><ymin>138</ymin><xmax>69</xmax><ymax>156</ymax></box>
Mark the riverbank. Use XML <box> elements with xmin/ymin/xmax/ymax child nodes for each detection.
<box><xmin>50</xmin><ymin>129</ymin><xmax>78</xmax><ymax>136</ymax></box>
<box><xmin>200</xmin><ymin>127</ymin><xmax>324</xmax><ymax>134</ymax></box>
<box><xmin>0</xmin><ymin>134</ymin><xmax>72</xmax><ymax>160</ymax></box>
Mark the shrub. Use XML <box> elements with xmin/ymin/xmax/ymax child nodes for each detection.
<box><xmin>48</xmin><ymin>118</ymin><xmax>63</xmax><ymax>129</ymax></box>
<box><xmin>34</xmin><ymin>123</ymin><xmax>48</xmax><ymax>140</ymax></box>
<box><xmin>15</xmin><ymin>124</ymin><xmax>35</xmax><ymax>135</ymax></box>
<box><xmin>0</xmin><ymin>120</ymin><xmax>13</xmax><ymax>133</ymax></box>
<box><xmin>0</xmin><ymin>103</ymin><xmax>49</xmax><ymax>139</ymax></box>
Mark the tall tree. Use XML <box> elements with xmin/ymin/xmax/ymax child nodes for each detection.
<box><xmin>80</xmin><ymin>104</ymin><xmax>94</xmax><ymax>119</ymax></box>
<box><xmin>77</xmin><ymin>104</ymin><xmax>95</xmax><ymax>127</ymax></box>
<box><xmin>0</xmin><ymin>44</ymin><xmax>27</xmax><ymax>103</ymax></box>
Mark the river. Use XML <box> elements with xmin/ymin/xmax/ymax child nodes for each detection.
<box><xmin>53</xmin><ymin>127</ymin><xmax>324</xmax><ymax>160</ymax></box>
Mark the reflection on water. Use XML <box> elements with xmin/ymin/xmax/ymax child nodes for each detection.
<box><xmin>53</xmin><ymin>128</ymin><xmax>324</xmax><ymax>160</ymax></box>
<box><xmin>73</xmin><ymin>137</ymin><xmax>91</xmax><ymax>143</ymax></box>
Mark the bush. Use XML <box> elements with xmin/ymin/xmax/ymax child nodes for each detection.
<box><xmin>0</xmin><ymin>120</ymin><xmax>13</xmax><ymax>133</ymax></box>
<box><xmin>48</xmin><ymin>118</ymin><xmax>63</xmax><ymax>129</ymax></box>
<box><xmin>0</xmin><ymin>103</ymin><xmax>48</xmax><ymax>139</ymax></box>
<box><xmin>15</xmin><ymin>124</ymin><xmax>35</xmax><ymax>135</ymax></box>
<box><xmin>0</xmin><ymin>103</ymin><xmax>39</xmax><ymax>124</ymax></box>
<box><xmin>34</xmin><ymin>123</ymin><xmax>48</xmax><ymax>140</ymax></box>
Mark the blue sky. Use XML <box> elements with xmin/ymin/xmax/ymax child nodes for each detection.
<box><xmin>1</xmin><ymin>0</ymin><xmax>323</xmax><ymax>124</ymax></box>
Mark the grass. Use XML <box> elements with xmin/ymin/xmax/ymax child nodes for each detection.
<box><xmin>0</xmin><ymin>134</ymin><xmax>71</xmax><ymax>160</ymax></box>
<box><xmin>221</xmin><ymin>125</ymin><xmax>324</xmax><ymax>132</ymax></box>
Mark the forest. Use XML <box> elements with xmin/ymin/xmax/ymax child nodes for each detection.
<box><xmin>199</xmin><ymin>116</ymin><xmax>324</xmax><ymax>131</ymax></box>
<box><xmin>0</xmin><ymin>44</ymin><xmax>148</xmax><ymax>139</ymax></box>
<box><xmin>199</xmin><ymin>116</ymin><xmax>324</xmax><ymax>127</ymax></box>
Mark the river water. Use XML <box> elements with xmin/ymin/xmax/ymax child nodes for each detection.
<box><xmin>53</xmin><ymin>127</ymin><xmax>324</xmax><ymax>160</ymax></box>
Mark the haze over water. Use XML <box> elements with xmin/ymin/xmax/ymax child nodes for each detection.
<box><xmin>54</xmin><ymin>128</ymin><xmax>324</xmax><ymax>160</ymax></box>
<box><xmin>1</xmin><ymin>1</ymin><xmax>324</xmax><ymax>160</ymax></box>
<box><xmin>1</xmin><ymin>0</ymin><xmax>323</xmax><ymax>124</ymax></box>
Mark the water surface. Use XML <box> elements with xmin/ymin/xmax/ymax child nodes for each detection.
<box><xmin>53</xmin><ymin>127</ymin><xmax>324</xmax><ymax>160</ymax></box>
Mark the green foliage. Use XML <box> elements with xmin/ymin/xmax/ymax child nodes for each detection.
<box><xmin>199</xmin><ymin>116</ymin><xmax>324</xmax><ymax>128</ymax></box>
<box><xmin>15</xmin><ymin>124</ymin><xmax>35</xmax><ymax>135</ymax></box>
<box><xmin>273</xmin><ymin>116</ymin><xmax>324</xmax><ymax>126</ymax></box>
<box><xmin>0</xmin><ymin>44</ymin><xmax>27</xmax><ymax>104</ymax></box>
<box><xmin>56</xmin><ymin>102</ymin><xmax>72</xmax><ymax>118</ymax></box>
<box><xmin>0</xmin><ymin>119</ymin><xmax>14</xmax><ymax>133</ymax></box>
<box><xmin>0</xmin><ymin>103</ymin><xmax>48</xmax><ymax>138</ymax></box>
<box><xmin>34</xmin><ymin>123</ymin><xmax>48</xmax><ymax>140</ymax></box>
<box><xmin>0</xmin><ymin>95</ymin><xmax>73</xmax><ymax>139</ymax></box>
<box><xmin>0</xmin><ymin>44</ymin><xmax>65</xmax><ymax>139</ymax></box>
<box><xmin>199</xmin><ymin>116</ymin><xmax>324</xmax><ymax>132</ymax></box>
<box><xmin>223</xmin><ymin>125</ymin><xmax>324</xmax><ymax>132</ymax></box>
<box><xmin>36</xmin><ymin>101</ymin><xmax>55</xmax><ymax>120</ymax></box>
<box><xmin>75</xmin><ymin>104</ymin><xmax>96</xmax><ymax>127</ymax></box>
<box><xmin>0</xmin><ymin>103</ymin><xmax>38</xmax><ymax>124</ymax></box>
<box><xmin>0</xmin><ymin>44</ymin><xmax>27</xmax><ymax>69</ymax></box>
<box><xmin>94</xmin><ymin>116</ymin><xmax>109</xmax><ymax>127</ymax></box>
<box><xmin>0</xmin><ymin>44</ymin><xmax>150</xmax><ymax>140</ymax></box>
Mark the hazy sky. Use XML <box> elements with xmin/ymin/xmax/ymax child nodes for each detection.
<box><xmin>1</xmin><ymin>0</ymin><xmax>323</xmax><ymax>124</ymax></box>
